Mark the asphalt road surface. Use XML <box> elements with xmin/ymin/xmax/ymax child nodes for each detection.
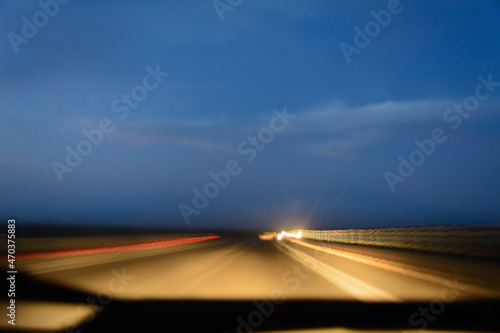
<box><xmin>2</xmin><ymin>233</ymin><xmax>500</xmax><ymax>332</ymax></box>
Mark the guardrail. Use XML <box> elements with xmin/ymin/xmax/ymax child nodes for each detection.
<box><xmin>291</xmin><ymin>226</ymin><xmax>500</xmax><ymax>259</ymax></box>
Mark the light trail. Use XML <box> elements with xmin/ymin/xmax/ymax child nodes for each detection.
<box><xmin>11</xmin><ymin>236</ymin><xmax>220</xmax><ymax>261</ymax></box>
<box><xmin>289</xmin><ymin>238</ymin><xmax>499</xmax><ymax>298</ymax></box>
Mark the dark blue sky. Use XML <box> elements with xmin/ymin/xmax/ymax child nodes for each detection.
<box><xmin>1</xmin><ymin>0</ymin><xmax>500</xmax><ymax>230</ymax></box>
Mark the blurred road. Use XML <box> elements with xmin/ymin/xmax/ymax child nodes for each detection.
<box><xmin>3</xmin><ymin>234</ymin><xmax>500</xmax><ymax>332</ymax></box>
<box><xmin>17</xmin><ymin>235</ymin><xmax>500</xmax><ymax>301</ymax></box>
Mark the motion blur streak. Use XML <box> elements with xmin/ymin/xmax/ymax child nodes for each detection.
<box><xmin>13</xmin><ymin>236</ymin><xmax>220</xmax><ymax>261</ymax></box>
<box><xmin>3</xmin><ymin>232</ymin><xmax>500</xmax><ymax>332</ymax></box>
<box><xmin>297</xmin><ymin>227</ymin><xmax>500</xmax><ymax>259</ymax></box>
<box><xmin>274</xmin><ymin>239</ymin><xmax>400</xmax><ymax>302</ymax></box>
<box><xmin>288</xmin><ymin>238</ymin><xmax>499</xmax><ymax>298</ymax></box>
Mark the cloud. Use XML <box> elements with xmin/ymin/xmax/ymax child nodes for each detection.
<box><xmin>109</xmin><ymin>129</ymin><xmax>233</xmax><ymax>152</ymax></box>
<box><xmin>101</xmin><ymin>98</ymin><xmax>449</xmax><ymax>159</ymax></box>
<box><xmin>289</xmin><ymin>99</ymin><xmax>454</xmax><ymax>159</ymax></box>
<box><xmin>302</xmin><ymin>128</ymin><xmax>386</xmax><ymax>159</ymax></box>
<box><xmin>297</xmin><ymin>99</ymin><xmax>451</xmax><ymax>133</ymax></box>
<box><xmin>104</xmin><ymin>118</ymin><xmax>235</xmax><ymax>153</ymax></box>
<box><xmin>46</xmin><ymin>97</ymin><xmax>500</xmax><ymax>162</ymax></box>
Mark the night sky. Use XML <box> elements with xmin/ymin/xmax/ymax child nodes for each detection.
<box><xmin>1</xmin><ymin>0</ymin><xmax>500</xmax><ymax>230</ymax></box>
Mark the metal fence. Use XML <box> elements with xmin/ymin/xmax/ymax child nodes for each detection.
<box><xmin>292</xmin><ymin>226</ymin><xmax>500</xmax><ymax>259</ymax></box>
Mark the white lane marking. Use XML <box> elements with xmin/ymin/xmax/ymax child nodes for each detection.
<box><xmin>274</xmin><ymin>240</ymin><xmax>400</xmax><ymax>302</ymax></box>
<box><xmin>291</xmin><ymin>239</ymin><xmax>498</xmax><ymax>298</ymax></box>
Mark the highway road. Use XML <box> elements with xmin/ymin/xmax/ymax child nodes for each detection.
<box><xmin>2</xmin><ymin>233</ymin><xmax>500</xmax><ymax>332</ymax></box>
